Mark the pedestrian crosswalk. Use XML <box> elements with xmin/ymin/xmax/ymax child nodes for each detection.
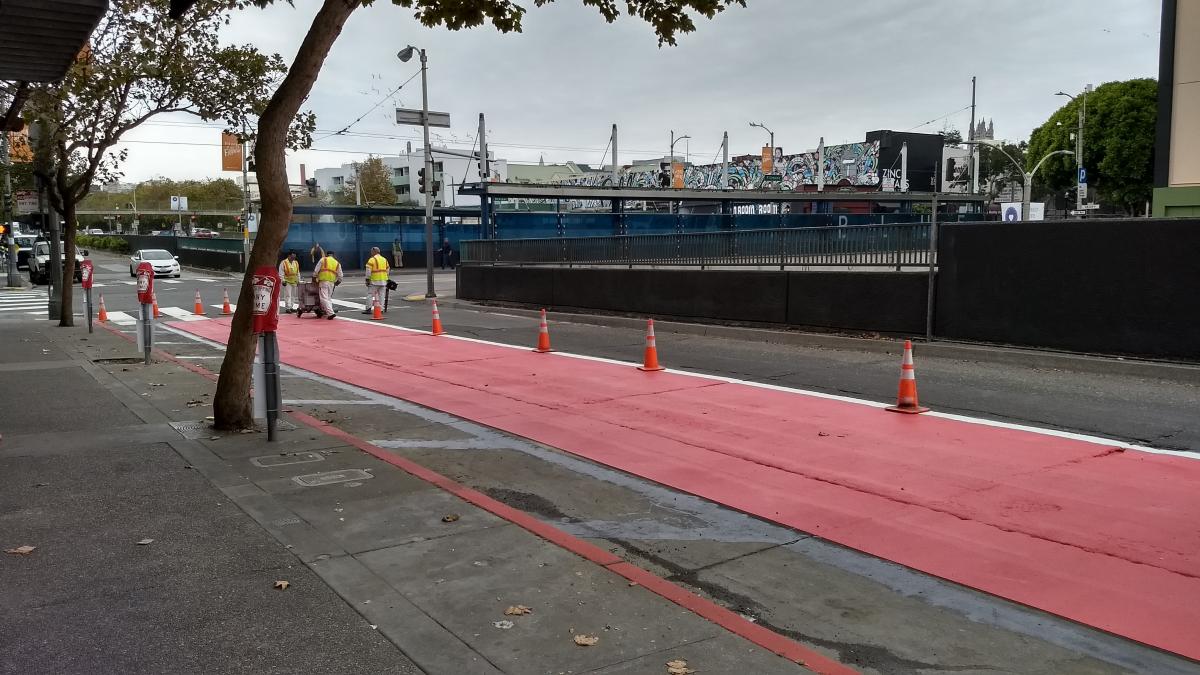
<box><xmin>107</xmin><ymin>277</ymin><xmax>231</xmax><ymax>287</ymax></box>
<box><xmin>0</xmin><ymin>292</ymin><xmax>47</xmax><ymax>315</ymax></box>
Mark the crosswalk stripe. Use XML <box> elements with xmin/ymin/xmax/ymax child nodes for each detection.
<box><xmin>159</xmin><ymin>279</ymin><xmax>181</xmax><ymax>284</ymax></box>
<box><xmin>159</xmin><ymin>306</ymin><xmax>206</xmax><ymax>321</ymax></box>
<box><xmin>0</xmin><ymin>304</ymin><xmax>47</xmax><ymax>312</ymax></box>
<box><xmin>331</xmin><ymin>299</ymin><xmax>366</xmax><ymax>310</ymax></box>
<box><xmin>105</xmin><ymin>310</ymin><xmax>137</xmax><ymax>326</ymax></box>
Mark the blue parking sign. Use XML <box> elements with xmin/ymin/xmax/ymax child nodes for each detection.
<box><xmin>1078</xmin><ymin>167</ymin><xmax>1087</xmax><ymax>184</ymax></box>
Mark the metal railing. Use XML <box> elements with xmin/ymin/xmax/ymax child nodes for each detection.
<box><xmin>461</xmin><ymin>223</ymin><xmax>933</xmax><ymax>268</ymax></box>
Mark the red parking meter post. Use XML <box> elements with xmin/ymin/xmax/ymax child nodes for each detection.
<box><xmin>251</xmin><ymin>267</ymin><xmax>282</xmax><ymax>440</ymax></box>
<box><xmin>135</xmin><ymin>261</ymin><xmax>155</xmax><ymax>364</ymax></box>
<box><xmin>80</xmin><ymin>259</ymin><xmax>94</xmax><ymax>334</ymax></box>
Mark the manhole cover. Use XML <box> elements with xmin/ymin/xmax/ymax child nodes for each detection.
<box><xmin>169</xmin><ymin>420</ymin><xmax>210</xmax><ymax>439</ymax></box>
<box><xmin>251</xmin><ymin>452</ymin><xmax>324</xmax><ymax>468</ymax></box>
<box><xmin>293</xmin><ymin>469</ymin><xmax>374</xmax><ymax>487</ymax></box>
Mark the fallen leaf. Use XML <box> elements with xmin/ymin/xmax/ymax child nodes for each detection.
<box><xmin>136</xmin><ymin>538</ymin><xmax>154</xmax><ymax>545</ymax></box>
<box><xmin>817</xmin><ymin>431</ymin><xmax>830</xmax><ymax>437</ymax></box>
<box><xmin>441</xmin><ymin>514</ymin><xmax>460</xmax><ymax>523</ymax></box>
<box><xmin>4</xmin><ymin>545</ymin><xmax>36</xmax><ymax>555</ymax></box>
<box><xmin>274</xmin><ymin>580</ymin><xmax>289</xmax><ymax>590</ymax></box>
<box><xmin>573</xmin><ymin>634</ymin><xmax>599</xmax><ymax>647</ymax></box>
<box><xmin>667</xmin><ymin>659</ymin><xmax>696</xmax><ymax>674</ymax></box>
<box><xmin>504</xmin><ymin>605</ymin><xmax>533</xmax><ymax>616</ymax></box>
<box><xmin>492</xmin><ymin>620</ymin><xmax>514</xmax><ymax>630</ymax></box>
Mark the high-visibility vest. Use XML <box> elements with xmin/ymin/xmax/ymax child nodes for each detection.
<box><xmin>366</xmin><ymin>254</ymin><xmax>390</xmax><ymax>283</ymax></box>
<box><xmin>281</xmin><ymin>259</ymin><xmax>299</xmax><ymax>284</ymax></box>
<box><xmin>316</xmin><ymin>256</ymin><xmax>340</xmax><ymax>283</ymax></box>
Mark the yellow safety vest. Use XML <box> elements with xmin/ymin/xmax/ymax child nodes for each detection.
<box><xmin>282</xmin><ymin>259</ymin><xmax>299</xmax><ymax>284</ymax></box>
<box><xmin>366</xmin><ymin>254</ymin><xmax>390</xmax><ymax>283</ymax></box>
<box><xmin>316</xmin><ymin>256</ymin><xmax>340</xmax><ymax>283</ymax></box>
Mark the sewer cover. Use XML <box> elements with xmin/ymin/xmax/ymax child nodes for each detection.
<box><xmin>293</xmin><ymin>469</ymin><xmax>374</xmax><ymax>487</ymax></box>
<box><xmin>251</xmin><ymin>452</ymin><xmax>324</xmax><ymax>468</ymax></box>
<box><xmin>169</xmin><ymin>421</ymin><xmax>210</xmax><ymax>439</ymax></box>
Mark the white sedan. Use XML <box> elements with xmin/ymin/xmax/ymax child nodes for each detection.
<box><xmin>129</xmin><ymin>249</ymin><xmax>182</xmax><ymax>277</ymax></box>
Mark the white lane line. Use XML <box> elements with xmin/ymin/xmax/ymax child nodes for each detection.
<box><xmin>159</xmin><ymin>306</ymin><xmax>207</xmax><ymax>321</ymax></box>
<box><xmin>0</xmin><ymin>303</ymin><xmax>48</xmax><ymax>310</ymax></box>
<box><xmin>104</xmin><ymin>310</ymin><xmax>137</xmax><ymax>326</ymax></box>
<box><xmin>331</xmin><ymin>299</ymin><xmax>366</xmax><ymax>310</ymax></box>
<box><xmin>159</xmin><ymin>279</ymin><xmax>182</xmax><ymax>284</ymax></box>
<box><xmin>332</xmin><ymin>315</ymin><xmax>1197</xmax><ymax>461</ymax></box>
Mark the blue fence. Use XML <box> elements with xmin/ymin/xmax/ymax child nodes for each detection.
<box><xmin>491</xmin><ymin>211</ymin><xmax>969</xmax><ymax>240</ymax></box>
<box><xmin>280</xmin><ymin>219</ymin><xmax>483</xmax><ymax>270</ymax></box>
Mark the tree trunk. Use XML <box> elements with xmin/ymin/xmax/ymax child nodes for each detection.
<box><xmin>212</xmin><ymin>0</ymin><xmax>362</xmax><ymax>430</ymax></box>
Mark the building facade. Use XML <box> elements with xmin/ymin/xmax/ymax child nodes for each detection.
<box><xmin>1154</xmin><ymin>0</ymin><xmax>1200</xmax><ymax>216</ymax></box>
<box><xmin>313</xmin><ymin>147</ymin><xmax>507</xmax><ymax>208</ymax></box>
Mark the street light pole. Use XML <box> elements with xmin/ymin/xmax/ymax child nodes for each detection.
<box><xmin>749</xmin><ymin>121</ymin><xmax>775</xmax><ymax>171</ymax></box>
<box><xmin>966</xmin><ymin>141</ymin><xmax>1072</xmax><ymax>220</ymax></box>
<box><xmin>399</xmin><ymin>45</ymin><xmax>436</xmax><ymax>298</ymax></box>
<box><xmin>1056</xmin><ymin>85</ymin><xmax>1092</xmax><ymax>215</ymax></box>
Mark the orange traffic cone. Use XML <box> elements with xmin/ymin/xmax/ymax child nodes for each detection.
<box><xmin>371</xmin><ymin>296</ymin><xmax>383</xmax><ymax>321</ymax></box>
<box><xmin>637</xmin><ymin>319</ymin><xmax>665</xmax><ymax>371</ymax></box>
<box><xmin>886</xmin><ymin>340</ymin><xmax>929</xmax><ymax>414</ymax></box>
<box><xmin>533</xmin><ymin>308</ymin><xmax>552</xmax><ymax>353</ymax></box>
<box><xmin>221</xmin><ymin>288</ymin><xmax>233</xmax><ymax>315</ymax></box>
<box><xmin>192</xmin><ymin>289</ymin><xmax>205</xmax><ymax>316</ymax></box>
<box><xmin>430</xmin><ymin>299</ymin><xmax>445</xmax><ymax>336</ymax></box>
<box><xmin>97</xmin><ymin>294</ymin><xmax>108</xmax><ymax>322</ymax></box>
<box><xmin>151</xmin><ymin>291</ymin><xmax>161</xmax><ymax>319</ymax></box>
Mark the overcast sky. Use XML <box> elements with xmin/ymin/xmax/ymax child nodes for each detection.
<box><xmin>115</xmin><ymin>0</ymin><xmax>1162</xmax><ymax>184</ymax></box>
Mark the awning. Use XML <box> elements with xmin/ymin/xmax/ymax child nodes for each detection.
<box><xmin>0</xmin><ymin>0</ymin><xmax>109</xmax><ymax>82</ymax></box>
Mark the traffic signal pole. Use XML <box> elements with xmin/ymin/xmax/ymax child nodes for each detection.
<box><xmin>3</xmin><ymin>132</ymin><xmax>21</xmax><ymax>288</ymax></box>
<box><xmin>419</xmin><ymin>48</ymin><xmax>435</xmax><ymax>299</ymax></box>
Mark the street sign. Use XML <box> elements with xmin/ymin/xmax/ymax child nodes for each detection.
<box><xmin>395</xmin><ymin>108</ymin><xmax>451</xmax><ymax>128</ymax></box>
<box><xmin>247</xmin><ymin>212</ymin><xmax>258</xmax><ymax>233</ymax></box>
<box><xmin>1078</xmin><ymin>183</ymin><xmax>1088</xmax><ymax>200</ymax></box>
<box><xmin>762</xmin><ymin>174</ymin><xmax>783</xmax><ymax>182</ymax></box>
<box><xmin>1082</xmin><ymin>204</ymin><xmax>1101</xmax><ymax>210</ymax></box>
<box><xmin>1069</xmin><ymin>210</ymin><xmax>1086</xmax><ymax>216</ymax></box>
<box><xmin>170</xmin><ymin>195</ymin><xmax>188</xmax><ymax>211</ymax></box>
<box><xmin>1078</xmin><ymin>167</ymin><xmax>1087</xmax><ymax>184</ymax></box>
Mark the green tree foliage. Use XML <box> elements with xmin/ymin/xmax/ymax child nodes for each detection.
<box><xmin>976</xmin><ymin>141</ymin><xmax>1027</xmax><ymax>203</ymax></box>
<box><xmin>22</xmin><ymin>0</ymin><xmax>304</xmax><ymax>327</ymax></box>
<box><xmin>1027</xmin><ymin>78</ymin><xmax>1156</xmax><ymax>214</ymax></box>
<box><xmin>332</xmin><ymin>156</ymin><xmax>395</xmax><ymax>205</ymax></box>
<box><xmin>214</xmin><ymin>0</ymin><xmax>746</xmax><ymax>429</ymax></box>
<box><xmin>80</xmin><ymin>177</ymin><xmax>244</xmax><ymax>211</ymax></box>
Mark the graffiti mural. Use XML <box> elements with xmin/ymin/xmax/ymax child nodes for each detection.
<box><xmin>555</xmin><ymin>141</ymin><xmax>881</xmax><ymax>192</ymax></box>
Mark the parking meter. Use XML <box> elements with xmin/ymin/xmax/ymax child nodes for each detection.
<box><xmin>80</xmin><ymin>259</ymin><xmax>94</xmax><ymax>334</ymax></box>
<box><xmin>135</xmin><ymin>261</ymin><xmax>154</xmax><ymax>363</ymax></box>
<box><xmin>251</xmin><ymin>266</ymin><xmax>282</xmax><ymax>440</ymax></box>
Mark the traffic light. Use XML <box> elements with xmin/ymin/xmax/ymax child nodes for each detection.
<box><xmin>418</xmin><ymin>168</ymin><xmax>427</xmax><ymax>194</ymax></box>
<box><xmin>305</xmin><ymin>177</ymin><xmax>318</xmax><ymax>197</ymax></box>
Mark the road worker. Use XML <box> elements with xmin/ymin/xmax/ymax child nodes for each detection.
<box><xmin>363</xmin><ymin>246</ymin><xmax>390</xmax><ymax>314</ymax></box>
<box><xmin>314</xmin><ymin>249</ymin><xmax>342</xmax><ymax>319</ymax></box>
<box><xmin>278</xmin><ymin>250</ymin><xmax>300</xmax><ymax>313</ymax></box>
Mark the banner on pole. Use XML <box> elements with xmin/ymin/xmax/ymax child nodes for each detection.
<box><xmin>221</xmin><ymin>132</ymin><xmax>243</xmax><ymax>172</ymax></box>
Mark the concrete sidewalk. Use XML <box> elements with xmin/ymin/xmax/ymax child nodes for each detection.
<box><xmin>1</xmin><ymin>321</ymin><xmax>812</xmax><ymax>675</ymax></box>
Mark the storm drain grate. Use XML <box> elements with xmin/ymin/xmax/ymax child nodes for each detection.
<box><xmin>169</xmin><ymin>421</ymin><xmax>210</xmax><ymax>439</ymax></box>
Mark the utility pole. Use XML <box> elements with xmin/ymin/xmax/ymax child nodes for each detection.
<box><xmin>967</xmin><ymin>76</ymin><xmax>976</xmax><ymax>194</ymax></box>
<box><xmin>1056</xmin><ymin>85</ymin><xmax>1092</xmax><ymax>216</ymax></box>
<box><xmin>610</xmin><ymin>123</ymin><xmax>618</xmax><ymax>186</ymax></box>
<box><xmin>721</xmin><ymin>131</ymin><xmax>729</xmax><ymax>190</ymax></box>
<box><xmin>900</xmin><ymin>141</ymin><xmax>909</xmax><ymax>193</ymax></box>
<box><xmin>478</xmin><ymin>112</ymin><xmax>492</xmax><ymax>238</ymax></box>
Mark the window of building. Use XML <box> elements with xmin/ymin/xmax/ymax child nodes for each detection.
<box><xmin>395</xmin><ymin>185</ymin><xmax>411</xmax><ymax>196</ymax></box>
<box><xmin>394</xmin><ymin>167</ymin><xmax>409</xmax><ymax>179</ymax></box>
<box><xmin>432</xmin><ymin>161</ymin><xmax>444</xmax><ymax>173</ymax></box>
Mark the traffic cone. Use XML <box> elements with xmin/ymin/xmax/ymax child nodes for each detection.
<box><xmin>97</xmin><ymin>294</ymin><xmax>108</xmax><ymax>322</ymax></box>
<box><xmin>221</xmin><ymin>288</ymin><xmax>233</xmax><ymax>315</ymax></box>
<box><xmin>371</xmin><ymin>296</ymin><xmax>383</xmax><ymax>321</ymax></box>
<box><xmin>886</xmin><ymin>340</ymin><xmax>930</xmax><ymax>414</ymax></box>
<box><xmin>192</xmin><ymin>289</ymin><xmax>205</xmax><ymax>316</ymax></box>
<box><xmin>151</xmin><ymin>291</ymin><xmax>161</xmax><ymax>319</ymax></box>
<box><xmin>533</xmin><ymin>308</ymin><xmax>553</xmax><ymax>353</ymax></box>
<box><xmin>430</xmin><ymin>299</ymin><xmax>445</xmax><ymax>336</ymax></box>
<box><xmin>637</xmin><ymin>319</ymin><xmax>665</xmax><ymax>371</ymax></box>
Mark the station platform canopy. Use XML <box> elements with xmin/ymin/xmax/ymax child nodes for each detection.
<box><xmin>0</xmin><ymin>0</ymin><xmax>108</xmax><ymax>82</ymax></box>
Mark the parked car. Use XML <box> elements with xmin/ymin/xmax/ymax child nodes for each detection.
<box><xmin>14</xmin><ymin>234</ymin><xmax>35</xmax><ymax>270</ymax></box>
<box><xmin>191</xmin><ymin>228</ymin><xmax>219</xmax><ymax>238</ymax></box>
<box><xmin>129</xmin><ymin>249</ymin><xmax>181</xmax><ymax>277</ymax></box>
<box><xmin>28</xmin><ymin>241</ymin><xmax>86</xmax><ymax>285</ymax></box>
<box><xmin>85</xmin><ymin>228</ymin><xmax>105</xmax><ymax>235</ymax></box>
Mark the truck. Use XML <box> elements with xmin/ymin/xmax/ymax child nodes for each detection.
<box><xmin>28</xmin><ymin>240</ymin><xmax>86</xmax><ymax>285</ymax></box>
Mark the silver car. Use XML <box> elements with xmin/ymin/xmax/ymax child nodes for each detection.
<box><xmin>129</xmin><ymin>249</ymin><xmax>181</xmax><ymax>277</ymax></box>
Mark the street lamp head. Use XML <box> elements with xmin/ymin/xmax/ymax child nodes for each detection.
<box><xmin>1054</xmin><ymin>91</ymin><xmax>1069</xmax><ymax>97</ymax></box>
<box><xmin>397</xmin><ymin>45</ymin><xmax>416</xmax><ymax>62</ymax></box>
